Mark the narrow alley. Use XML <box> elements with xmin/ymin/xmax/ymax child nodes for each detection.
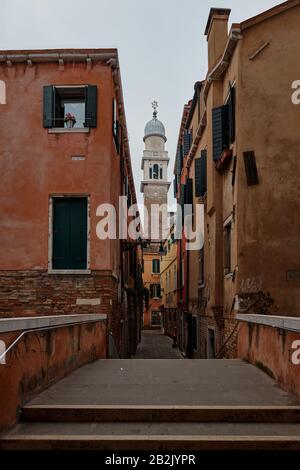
<box><xmin>134</xmin><ymin>330</ymin><xmax>182</xmax><ymax>359</ymax></box>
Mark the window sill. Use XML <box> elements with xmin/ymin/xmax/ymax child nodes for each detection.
<box><xmin>48</xmin><ymin>128</ymin><xmax>90</xmax><ymax>134</ymax></box>
<box><xmin>48</xmin><ymin>269</ymin><xmax>91</xmax><ymax>275</ymax></box>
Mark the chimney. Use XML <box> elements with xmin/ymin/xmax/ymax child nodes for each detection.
<box><xmin>205</xmin><ymin>8</ymin><xmax>231</xmax><ymax>69</ymax></box>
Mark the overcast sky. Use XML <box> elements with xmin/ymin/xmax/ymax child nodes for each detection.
<box><xmin>1</xmin><ymin>0</ymin><xmax>280</xmax><ymax>205</ymax></box>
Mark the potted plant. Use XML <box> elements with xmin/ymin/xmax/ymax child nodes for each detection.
<box><xmin>64</xmin><ymin>112</ymin><xmax>76</xmax><ymax>128</ymax></box>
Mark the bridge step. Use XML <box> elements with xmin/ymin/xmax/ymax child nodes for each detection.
<box><xmin>21</xmin><ymin>404</ymin><xmax>300</xmax><ymax>423</ymax></box>
<box><xmin>2</xmin><ymin>421</ymin><xmax>300</xmax><ymax>450</ymax></box>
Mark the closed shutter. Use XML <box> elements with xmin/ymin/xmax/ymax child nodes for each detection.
<box><xmin>184</xmin><ymin>178</ymin><xmax>193</xmax><ymax>205</ymax></box>
<box><xmin>85</xmin><ymin>85</ymin><xmax>97</xmax><ymax>127</ymax></box>
<box><xmin>243</xmin><ymin>151</ymin><xmax>259</xmax><ymax>185</ymax></box>
<box><xmin>43</xmin><ymin>86</ymin><xmax>54</xmax><ymax>128</ymax></box>
<box><xmin>183</xmin><ymin>130</ymin><xmax>192</xmax><ymax>156</ymax></box>
<box><xmin>228</xmin><ymin>86</ymin><xmax>236</xmax><ymax>143</ymax></box>
<box><xmin>150</xmin><ymin>284</ymin><xmax>154</xmax><ymax>298</ymax></box>
<box><xmin>180</xmin><ymin>184</ymin><xmax>185</xmax><ymax>224</ymax></box>
<box><xmin>195</xmin><ymin>150</ymin><xmax>207</xmax><ymax>197</ymax></box>
<box><xmin>173</xmin><ymin>176</ymin><xmax>177</xmax><ymax>198</ymax></box>
<box><xmin>212</xmin><ymin>105</ymin><xmax>229</xmax><ymax>161</ymax></box>
<box><xmin>52</xmin><ymin>198</ymin><xmax>87</xmax><ymax>270</ymax></box>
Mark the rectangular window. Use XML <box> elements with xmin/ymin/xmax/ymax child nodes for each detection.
<box><xmin>51</xmin><ymin>197</ymin><xmax>88</xmax><ymax>270</ymax></box>
<box><xmin>43</xmin><ymin>85</ymin><xmax>97</xmax><ymax>129</ymax></box>
<box><xmin>150</xmin><ymin>284</ymin><xmax>161</xmax><ymax>299</ymax></box>
<box><xmin>152</xmin><ymin>259</ymin><xmax>160</xmax><ymax>274</ymax></box>
<box><xmin>243</xmin><ymin>151</ymin><xmax>259</xmax><ymax>186</ymax></box>
<box><xmin>223</xmin><ymin>220</ymin><xmax>232</xmax><ymax>276</ymax></box>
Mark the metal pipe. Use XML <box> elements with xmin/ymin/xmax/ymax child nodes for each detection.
<box><xmin>0</xmin><ymin>319</ymin><xmax>102</xmax><ymax>363</ymax></box>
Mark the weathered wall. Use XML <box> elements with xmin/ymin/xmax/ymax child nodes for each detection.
<box><xmin>238</xmin><ymin>322</ymin><xmax>300</xmax><ymax>400</ymax></box>
<box><xmin>0</xmin><ymin>321</ymin><xmax>106</xmax><ymax>434</ymax></box>
<box><xmin>236</xmin><ymin>6</ymin><xmax>300</xmax><ymax>315</ymax></box>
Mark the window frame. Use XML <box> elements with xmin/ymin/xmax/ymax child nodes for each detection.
<box><xmin>48</xmin><ymin>194</ymin><xmax>91</xmax><ymax>275</ymax></box>
<box><xmin>152</xmin><ymin>258</ymin><xmax>160</xmax><ymax>274</ymax></box>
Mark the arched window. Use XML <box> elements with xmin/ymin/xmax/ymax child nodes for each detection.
<box><xmin>153</xmin><ymin>164</ymin><xmax>159</xmax><ymax>179</ymax></box>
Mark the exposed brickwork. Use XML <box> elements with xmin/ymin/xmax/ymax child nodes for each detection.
<box><xmin>0</xmin><ymin>270</ymin><xmax>128</xmax><ymax>357</ymax></box>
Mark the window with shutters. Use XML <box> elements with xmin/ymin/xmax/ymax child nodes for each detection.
<box><xmin>195</xmin><ymin>150</ymin><xmax>207</xmax><ymax>198</ymax></box>
<box><xmin>212</xmin><ymin>105</ymin><xmax>229</xmax><ymax>161</ymax></box>
<box><xmin>50</xmin><ymin>197</ymin><xmax>88</xmax><ymax>271</ymax></box>
<box><xmin>152</xmin><ymin>259</ymin><xmax>160</xmax><ymax>274</ymax></box>
<box><xmin>150</xmin><ymin>284</ymin><xmax>161</xmax><ymax>299</ymax></box>
<box><xmin>43</xmin><ymin>85</ymin><xmax>97</xmax><ymax>129</ymax></box>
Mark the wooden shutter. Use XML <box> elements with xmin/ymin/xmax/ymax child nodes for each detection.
<box><xmin>212</xmin><ymin>105</ymin><xmax>229</xmax><ymax>161</ymax></box>
<box><xmin>43</xmin><ymin>86</ymin><xmax>54</xmax><ymax>128</ymax></box>
<box><xmin>184</xmin><ymin>178</ymin><xmax>193</xmax><ymax>205</ymax></box>
<box><xmin>85</xmin><ymin>85</ymin><xmax>97</xmax><ymax>127</ymax></box>
<box><xmin>228</xmin><ymin>86</ymin><xmax>236</xmax><ymax>143</ymax></box>
<box><xmin>52</xmin><ymin>198</ymin><xmax>87</xmax><ymax>270</ymax></box>
<box><xmin>195</xmin><ymin>150</ymin><xmax>207</xmax><ymax>197</ymax></box>
<box><xmin>173</xmin><ymin>176</ymin><xmax>177</xmax><ymax>198</ymax></box>
<box><xmin>183</xmin><ymin>130</ymin><xmax>191</xmax><ymax>156</ymax></box>
<box><xmin>243</xmin><ymin>151</ymin><xmax>259</xmax><ymax>185</ymax></box>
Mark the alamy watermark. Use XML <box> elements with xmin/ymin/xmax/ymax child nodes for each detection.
<box><xmin>95</xmin><ymin>197</ymin><xmax>204</xmax><ymax>251</ymax></box>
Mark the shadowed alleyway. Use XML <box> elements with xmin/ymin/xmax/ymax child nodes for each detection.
<box><xmin>134</xmin><ymin>330</ymin><xmax>183</xmax><ymax>359</ymax></box>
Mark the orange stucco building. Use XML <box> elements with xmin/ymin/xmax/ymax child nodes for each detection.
<box><xmin>0</xmin><ymin>48</ymin><xmax>142</xmax><ymax>358</ymax></box>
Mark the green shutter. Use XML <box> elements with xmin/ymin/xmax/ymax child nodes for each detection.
<box><xmin>228</xmin><ymin>86</ymin><xmax>236</xmax><ymax>143</ymax></box>
<box><xmin>43</xmin><ymin>86</ymin><xmax>54</xmax><ymax>128</ymax></box>
<box><xmin>52</xmin><ymin>198</ymin><xmax>87</xmax><ymax>270</ymax></box>
<box><xmin>85</xmin><ymin>85</ymin><xmax>97</xmax><ymax>127</ymax></box>
<box><xmin>212</xmin><ymin>105</ymin><xmax>229</xmax><ymax>161</ymax></box>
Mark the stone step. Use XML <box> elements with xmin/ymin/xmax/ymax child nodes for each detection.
<box><xmin>2</xmin><ymin>421</ymin><xmax>300</xmax><ymax>450</ymax></box>
<box><xmin>21</xmin><ymin>404</ymin><xmax>300</xmax><ymax>423</ymax></box>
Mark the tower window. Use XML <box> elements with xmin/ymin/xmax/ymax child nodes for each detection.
<box><xmin>149</xmin><ymin>167</ymin><xmax>153</xmax><ymax>179</ymax></box>
<box><xmin>153</xmin><ymin>164</ymin><xmax>159</xmax><ymax>179</ymax></box>
<box><xmin>160</xmin><ymin>167</ymin><xmax>163</xmax><ymax>179</ymax></box>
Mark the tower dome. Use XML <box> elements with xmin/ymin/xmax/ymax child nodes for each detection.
<box><xmin>143</xmin><ymin>101</ymin><xmax>167</xmax><ymax>142</ymax></box>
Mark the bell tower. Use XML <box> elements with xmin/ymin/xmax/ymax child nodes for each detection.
<box><xmin>141</xmin><ymin>102</ymin><xmax>170</xmax><ymax>240</ymax></box>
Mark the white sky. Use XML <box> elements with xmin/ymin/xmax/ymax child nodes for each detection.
<box><xmin>1</xmin><ymin>0</ymin><xmax>280</xmax><ymax>206</ymax></box>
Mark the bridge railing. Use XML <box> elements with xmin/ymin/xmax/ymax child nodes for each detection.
<box><xmin>0</xmin><ymin>313</ymin><xmax>107</xmax><ymax>433</ymax></box>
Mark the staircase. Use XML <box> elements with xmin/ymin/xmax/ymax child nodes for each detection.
<box><xmin>1</xmin><ymin>359</ymin><xmax>300</xmax><ymax>450</ymax></box>
<box><xmin>1</xmin><ymin>404</ymin><xmax>300</xmax><ymax>450</ymax></box>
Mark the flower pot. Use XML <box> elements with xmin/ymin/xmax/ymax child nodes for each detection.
<box><xmin>66</xmin><ymin>120</ymin><xmax>75</xmax><ymax>129</ymax></box>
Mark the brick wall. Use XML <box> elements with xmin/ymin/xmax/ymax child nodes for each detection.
<box><xmin>0</xmin><ymin>270</ymin><xmax>126</xmax><ymax>356</ymax></box>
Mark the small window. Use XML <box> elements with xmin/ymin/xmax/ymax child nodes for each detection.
<box><xmin>43</xmin><ymin>85</ymin><xmax>97</xmax><ymax>129</ymax></box>
<box><xmin>150</xmin><ymin>284</ymin><xmax>161</xmax><ymax>298</ymax></box>
<box><xmin>223</xmin><ymin>221</ymin><xmax>232</xmax><ymax>275</ymax></box>
<box><xmin>51</xmin><ymin>197</ymin><xmax>88</xmax><ymax>270</ymax></box>
<box><xmin>160</xmin><ymin>167</ymin><xmax>163</xmax><ymax>179</ymax></box>
<box><xmin>152</xmin><ymin>259</ymin><xmax>160</xmax><ymax>274</ymax></box>
<box><xmin>149</xmin><ymin>167</ymin><xmax>153</xmax><ymax>179</ymax></box>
